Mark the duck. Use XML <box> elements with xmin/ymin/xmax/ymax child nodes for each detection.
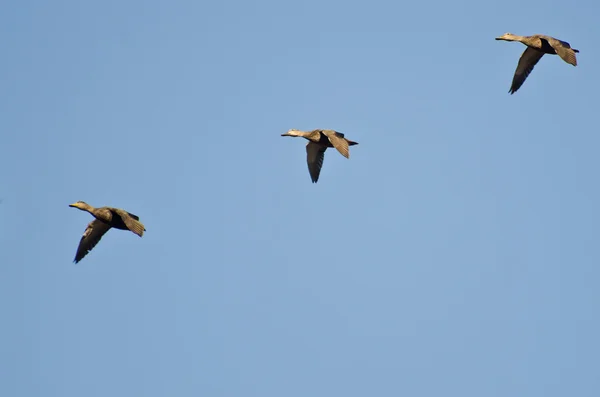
<box><xmin>495</xmin><ymin>32</ymin><xmax>579</xmax><ymax>94</ymax></box>
<box><xmin>281</xmin><ymin>129</ymin><xmax>358</xmax><ymax>183</ymax></box>
<box><xmin>69</xmin><ymin>201</ymin><xmax>146</xmax><ymax>263</ymax></box>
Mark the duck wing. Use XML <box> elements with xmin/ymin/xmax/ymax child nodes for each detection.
<box><xmin>548</xmin><ymin>38</ymin><xmax>578</xmax><ymax>66</ymax></box>
<box><xmin>74</xmin><ymin>219</ymin><xmax>111</xmax><ymax>263</ymax></box>
<box><xmin>322</xmin><ymin>130</ymin><xmax>350</xmax><ymax>158</ymax></box>
<box><xmin>113</xmin><ymin>209</ymin><xmax>146</xmax><ymax>237</ymax></box>
<box><xmin>306</xmin><ymin>142</ymin><xmax>327</xmax><ymax>183</ymax></box>
<box><xmin>510</xmin><ymin>47</ymin><xmax>545</xmax><ymax>94</ymax></box>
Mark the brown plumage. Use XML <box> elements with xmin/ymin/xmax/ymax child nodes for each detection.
<box><xmin>281</xmin><ymin>129</ymin><xmax>358</xmax><ymax>183</ymax></box>
<box><xmin>495</xmin><ymin>32</ymin><xmax>579</xmax><ymax>94</ymax></box>
<box><xmin>69</xmin><ymin>201</ymin><xmax>146</xmax><ymax>263</ymax></box>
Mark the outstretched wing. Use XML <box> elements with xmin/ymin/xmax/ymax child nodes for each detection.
<box><xmin>74</xmin><ymin>219</ymin><xmax>111</xmax><ymax>263</ymax></box>
<box><xmin>306</xmin><ymin>142</ymin><xmax>327</xmax><ymax>183</ymax></box>
<box><xmin>113</xmin><ymin>209</ymin><xmax>146</xmax><ymax>237</ymax></box>
<box><xmin>510</xmin><ymin>47</ymin><xmax>545</xmax><ymax>94</ymax></box>
<box><xmin>548</xmin><ymin>40</ymin><xmax>578</xmax><ymax>66</ymax></box>
<box><xmin>322</xmin><ymin>130</ymin><xmax>350</xmax><ymax>158</ymax></box>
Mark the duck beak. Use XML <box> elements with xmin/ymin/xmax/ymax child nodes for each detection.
<box><xmin>69</xmin><ymin>203</ymin><xmax>78</xmax><ymax>208</ymax></box>
<box><xmin>281</xmin><ymin>133</ymin><xmax>290</xmax><ymax>136</ymax></box>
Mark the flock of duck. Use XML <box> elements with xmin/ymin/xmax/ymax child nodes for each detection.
<box><xmin>69</xmin><ymin>32</ymin><xmax>580</xmax><ymax>263</ymax></box>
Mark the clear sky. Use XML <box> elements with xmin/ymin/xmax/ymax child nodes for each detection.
<box><xmin>1</xmin><ymin>0</ymin><xmax>599</xmax><ymax>396</ymax></box>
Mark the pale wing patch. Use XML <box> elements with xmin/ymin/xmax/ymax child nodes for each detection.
<box><xmin>74</xmin><ymin>219</ymin><xmax>111</xmax><ymax>263</ymax></box>
<box><xmin>306</xmin><ymin>142</ymin><xmax>326</xmax><ymax>183</ymax></box>
<box><xmin>510</xmin><ymin>47</ymin><xmax>544</xmax><ymax>94</ymax></box>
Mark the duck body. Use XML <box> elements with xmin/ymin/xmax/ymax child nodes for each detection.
<box><xmin>87</xmin><ymin>207</ymin><xmax>131</xmax><ymax>231</ymax></box>
<box><xmin>281</xmin><ymin>129</ymin><xmax>358</xmax><ymax>183</ymax></box>
<box><xmin>314</xmin><ymin>130</ymin><xmax>358</xmax><ymax>148</ymax></box>
<box><xmin>495</xmin><ymin>32</ymin><xmax>579</xmax><ymax>94</ymax></box>
<box><xmin>69</xmin><ymin>201</ymin><xmax>146</xmax><ymax>263</ymax></box>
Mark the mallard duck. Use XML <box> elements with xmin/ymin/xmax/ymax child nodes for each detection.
<box><xmin>496</xmin><ymin>33</ymin><xmax>579</xmax><ymax>94</ymax></box>
<box><xmin>69</xmin><ymin>201</ymin><xmax>146</xmax><ymax>263</ymax></box>
<box><xmin>281</xmin><ymin>129</ymin><xmax>358</xmax><ymax>183</ymax></box>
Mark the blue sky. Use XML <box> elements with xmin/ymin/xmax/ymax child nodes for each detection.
<box><xmin>1</xmin><ymin>0</ymin><xmax>599</xmax><ymax>395</ymax></box>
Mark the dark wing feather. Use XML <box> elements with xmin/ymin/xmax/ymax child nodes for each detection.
<box><xmin>306</xmin><ymin>142</ymin><xmax>327</xmax><ymax>183</ymax></box>
<box><xmin>126</xmin><ymin>212</ymin><xmax>140</xmax><ymax>221</ymax></box>
<box><xmin>74</xmin><ymin>219</ymin><xmax>111</xmax><ymax>263</ymax></box>
<box><xmin>510</xmin><ymin>47</ymin><xmax>545</xmax><ymax>94</ymax></box>
<box><xmin>113</xmin><ymin>209</ymin><xmax>146</xmax><ymax>237</ymax></box>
